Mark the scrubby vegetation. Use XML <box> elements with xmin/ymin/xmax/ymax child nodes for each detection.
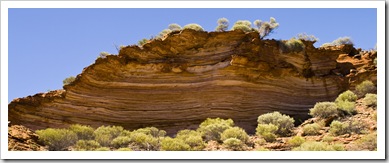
<box><xmin>321</xmin><ymin>37</ymin><xmax>354</xmax><ymax>47</ymax></box>
<box><xmin>257</xmin><ymin>111</ymin><xmax>295</xmax><ymax>136</ymax></box>
<box><xmin>62</xmin><ymin>76</ymin><xmax>76</xmax><ymax>86</ymax></box>
<box><xmin>309</xmin><ymin>102</ymin><xmax>338</xmax><ymax>119</ymax></box>
<box><xmin>355</xmin><ymin>80</ymin><xmax>376</xmax><ymax>98</ymax></box>
<box><xmin>183</xmin><ymin>23</ymin><xmax>204</xmax><ymax>31</ymax></box>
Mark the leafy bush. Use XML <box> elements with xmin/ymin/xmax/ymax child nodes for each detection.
<box><xmin>73</xmin><ymin>140</ymin><xmax>101</xmax><ymax>151</ymax></box>
<box><xmin>183</xmin><ymin>23</ymin><xmax>204</xmax><ymax>31</ymax></box>
<box><xmin>117</xmin><ymin>148</ymin><xmax>132</xmax><ymax>151</ymax></box>
<box><xmin>282</xmin><ymin>38</ymin><xmax>305</xmax><ymax>52</ymax></box>
<box><xmin>215</xmin><ymin>17</ymin><xmax>229</xmax><ymax>32</ymax></box>
<box><xmin>331</xmin><ymin>37</ymin><xmax>354</xmax><ymax>46</ymax></box>
<box><xmin>138</xmin><ymin>38</ymin><xmax>148</xmax><ymax>46</ymax></box>
<box><xmin>292</xmin><ymin>141</ymin><xmax>344</xmax><ymax>151</ymax></box>
<box><xmin>94</xmin><ymin>125</ymin><xmax>124</xmax><ymax>146</ymax></box>
<box><xmin>257</xmin><ymin>112</ymin><xmax>295</xmax><ymax>136</ymax></box>
<box><xmin>111</xmin><ymin>136</ymin><xmax>131</xmax><ymax>148</ymax></box>
<box><xmin>220</xmin><ymin>127</ymin><xmax>249</xmax><ymax>143</ymax></box>
<box><xmin>168</xmin><ymin>23</ymin><xmax>182</xmax><ymax>31</ymax></box>
<box><xmin>94</xmin><ymin>147</ymin><xmax>110</xmax><ymax>151</ymax></box>
<box><xmin>321</xmin><ymin>135</ymin><xmax>334</xmax><ymax>142</ymax></box>
<box><xmin>256</xmin><ymin>124</ymin><xmax>278</xmax><ymax>142</ymax></box>
<box><xmin>297</xmin><ymin>33</ymin><xmax>318</xmax><ymax>42</ymax></box>
<box><xmin>231</xmin><ymin>20</ymin><xmax>253</xmax><ymax>33</ymax></box>
<box><xmin>320</xmin><ymin>37</ymin><xmax>354</xmax><ymax>47</ymax></box>
<box><xmin>197</xmin><ymin>118</ymin><xmax>234</xmax><ymax>142</ymax></box>
<box><xmin>309</xmin><ymin>102</ymin><xmax>338</xmax><ymax>119</ymax></box>
<box><xmin>254</xmin><ymin>17</ymin><xmax>279</xmax><ymax>39</ymax></box>
<box><xmin>288</xmin><ymin>136</ymin><xmax>305</xmax><ymax>147</ymax></box>
<box><xmin>329</xmin><ymin>120</ymin><xmax>349</xmax><ymax>136</ymax></box>
<box><xmin>363</xmin><ymin>93</ymin><xmax>377</xmax><ymax>109</ymax></box>
<box><xmin>336</xmin><ymin>100</ymin><xmax>356</xmax><ymax>115</ymax></box>
<box><xmin>223</xmin><ymin>138</ymin><xmax>246</xmax><ymax>151</ymax></box>
<box><xmin>335</xmin><ymin>90</ymin><xmax>357</xmax><ymax>103</ymax></box>
<box><xmin>302</xmin><ymin>123</ymin><xmax>321</xmax><ymax>136</ymax></box>
<box><xmin>158</xmin><ymin>29</ymin><xmax>172</xmax><ymax>38</ymax></box>
<box><xmin>36</xmin><ymin>128</ymin><xmax>78</xmax><ymax>151</ymax></box>
<box><xmin>160</xmin><ymin>137</ymin><xmax>190</xmax><ymax>151</ymax></box>
<box><xmin>175</xmin><ymin>130</ymin><xmax>205</xmax><ymax>151</ymax></box>
<box><xmin>129</xmin><ymin>132</ymin><xmax>159</xmax><ymax>151</ymax></box>
<box><xmin>63</xmin><ymin>76</ymin><xmax>76</xmax><ymax>86</ymax></box>
<box><xmin>133</xmin><ymin>127</ymin><xmax>166</xmax><ymax>138</ymax></box>
<box><xmin>68</xmin><ymin>124</ymin><xmax>95</xmax><ymax>140</ymax></box>
<box><xmin>355</xmin><ymin>80</ymin><xmax>376</xmax><ymax>97</ymax></box>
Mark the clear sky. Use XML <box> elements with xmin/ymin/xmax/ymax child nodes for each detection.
<box><xmin>8</xmin><ymin>8</ymin><xmax>377</xmax><ymax>103</ymax></box>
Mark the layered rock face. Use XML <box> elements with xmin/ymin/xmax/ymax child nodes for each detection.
<box><xmin>9</xmin><ymin>30</ymin><xmax>377</xmax><ymax>134</ymax></box>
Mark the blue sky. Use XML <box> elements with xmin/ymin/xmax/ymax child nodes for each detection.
<box><xmin>8</xmin><ymin>8</ymin><xmax>377</xmax><ymax>103</ymax></box>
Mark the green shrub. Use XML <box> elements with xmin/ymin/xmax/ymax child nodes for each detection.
<box><xmin>320</xmin><ymin>37</ymin><xmax>353</xmax><ymax>47</ymax></box>
<box><xmin>68</xmin><ymin>124</ymin><xmax>95</xmax><ymax>140</ymax></box>
<box><xmin>158</xmin><ymin>29</ymin><xmax>172</xmax><ymax>38</ymax></box>
<box><xmin>303</xmin><ymin>123</ymin><xmax>321</xmax><ymax>136</ymax></box>
<box><xmin>322</xmin><ymin>135</ymin><xmax>334</xmax><ymax>142</ymax></box>
<box><xmin>129</xmin><ymin>132</ymin><xmax>159</xmax><ymax>151</ymax></box>
<box><xmin>332</xmin><ymin>143</ymin><xmax>345</xmax><ymax>151</ymax></box>
<box><xmin>297</xmin><ymin>33</ymin><xmax>318</xmax><ymax>42</ymax></box>
<box><xmin>231</xmin><ymin>20</ymin><xmax>253</xmax><ymax>33</ymax></box>
<box><xmin>329</xmin><ymin>120</ymin><xmax>349</xmax><ymax>136</ymax></box>
<box><xmin>288</xmin><ymin>136</ymin><xmax>305</xmax><ymax>147</ymax></box>
<box><xmin>335</xmin><ymin>90</ymin><xmax>357</xmax><ymax>103</ymax></box>
<box><xmin>175</xmin><ymin>130</ymin><xmax>205</xmax><ymax>151</ymax></box>
<box><xmin>363</xmin><ymin>93</ymin><xmax>377</xmax><ymax>109</ymax></box>
<box><xmin>63</xmin><ymin>76</ymin><xmax>76</xmax><ymax>86</ymax></box>
<box><xmin>73</xmin><ymin>140</ymin><xmax>101</xmax><ymax>151</ymax></box>
<box><xmin>133</xmin><ymin>127</ymin><xmax>166</xmax><ymax>138</ymax></box>
<box><xmin>223</xmin><ymin>138</ymin><xmax>246</xmax><ymax>151</ymax></box>
<box><xmin>138</xmin><ymin>38</ymin><xmax>148</xmax><ymax>46</ymax></box>
<box><xmin>111</xmin><ymin>136</ymin><xmax>131</xmax><ymax>148</ymax></box>
<box><xmin>161</xmin><ymin>137</ymin><xmax>190</xmax><ymax>151</ymax></box>
<box><xmin>254</xmin><ymin>17</ymin><xmax>279</xmax><ymax>39</ymax></box>
<box><xmin>168</xmin><ymin>23</ymin><xmax>182</xmax><ymax>31</ymax></box>
<box><xmin>215</xmin><ymin>17</ymin><xmax>229</xmax><ymax>32</ymax></box>
<box><xmin>292</xmin><ymin>141</ymin><xmax>344</xmax><ymax>151</ymax></box>
<box><xmin>355</xmin><ymin>80</ymin><xmax>376</xmax><ymax>97</ymax></box>
<box><xmin>220</xmin><ymin>127</ymin><xmax>249</xmax><ymax>143</ymax></box>
<box><xmin>256</xmin><ymin>147</ymin><xmax>270</xmax><ymax>151</ymax></box>
<box><xmin>117</xmin><ymin>148</ymin><xmax>132</xmax><ymax>151</ymax></box>
<box><xmin>309</xmin><ymin>102</ymin><xmax>338</xmax><ymax>119</ymax></box>
<box><xmin>94</xmin><ymin>147</ymin><xmax>110</xmax><ymax>151</ymax></box>
<box><xmin>197</xmin><ymin>118</ymin><xmax>234</xmax><ymax>142</ymax></box>
<box><xmin>94</xmin><ymin>125</ymin><xmax>124</xmax><ymax>146</ymax></box>
<box><xmin>36</xmin><ymin>128</ymin><xmax>78</xmax><ymax>151</ymax></box>
<box><xmin>256</xmin><ymin>124</ymin><xmax>278</xmax><ymax>142</ymax></box>
<box><xmin>282</xmin><ymin>38</ymin><xmax>305</xmax><ymax>52</ymax></box>
<box><xmin>336</xmin><ymin>100</ymin><xmax>356</xmax><ymax>115</ymax></box>
<box><xmin>257</xmin><ymin>112</ymin><xmax>295</xmax><ymax>136</ymax></box>
<box><xmin>331</xmin><ymin>37</ymin><xmax>354</xmax><ymax>46</ymax></box>
<box><xmin>183</xmin><ymin>23</ymin><xmax>204</xmax><ymax>31</ymax></box>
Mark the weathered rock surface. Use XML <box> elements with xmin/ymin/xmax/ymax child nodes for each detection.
<box><xmin>8</xmin><ymin>125</ymin><xmax>46</xmax><ymax>151</ymax></box>
<box><xmin>8</xmin><ymin>29</ymin><xmax>377</xmax><ymax>134</ymax></box>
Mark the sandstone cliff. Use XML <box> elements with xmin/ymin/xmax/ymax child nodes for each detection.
<box><xmin>8</xmin><ymin>29</ymin><xmax>377</xmax><ymax>134</ymax></box>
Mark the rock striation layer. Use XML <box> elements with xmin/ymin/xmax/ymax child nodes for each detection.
<box><xmin>9</xmin><ymin>30</ymin><xmax>377</xmax><ymax>134</ymax></box>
